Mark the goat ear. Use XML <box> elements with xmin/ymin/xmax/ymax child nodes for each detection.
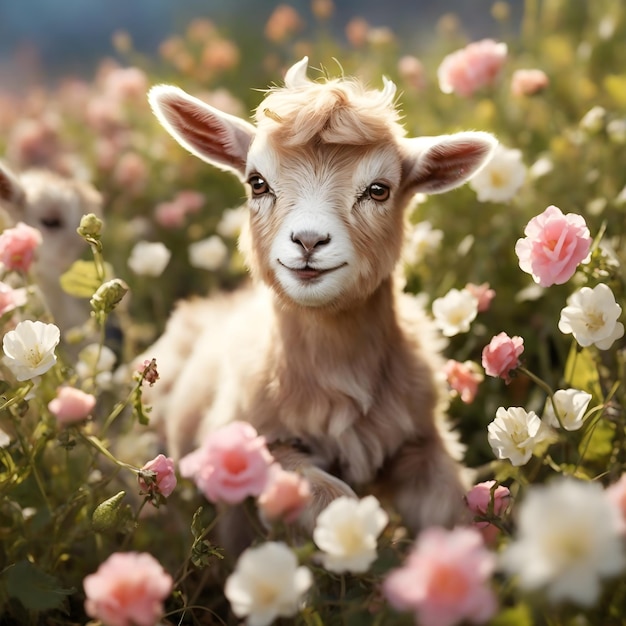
<box><xmin>401</xmin><ymin>131</ymin><xmax>497</xmax><ymax>194</ymax></box>
<box><xmin>0</xmin><ymin>162</ymin><xmax>26</xmax><ymax>209</ymax></box>
<box><xmin>148</xmin><ymin>85</ymin><xmax>255</xmax><ymax>181</ymax></box>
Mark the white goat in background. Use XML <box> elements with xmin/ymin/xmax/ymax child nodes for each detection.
<box><xmin>143</xmin><ymin>57</ymin><xmax>496</xmax><ymax>537</ymax></box>
<box><xmin>0</xmin><ymin>164</ymin><xmax>103</xmax><ymax>334</ymax></box>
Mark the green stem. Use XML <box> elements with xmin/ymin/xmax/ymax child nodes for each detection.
<box><xmin>78</xmin><ymin>432</ymin><xmax>138</xmax><ymax>473</ymax></box>
<box><xmin>518</xmin><ymin>366</ymin><xmax>566</xmax><ymax>430</ymax></box>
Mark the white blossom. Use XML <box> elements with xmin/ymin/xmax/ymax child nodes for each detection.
<box><xmin>432</xmin><ymin>288</ymin><xmax>479</xmax><ymax>337</ymax></box>
<box><xmin>76</xmin><ymin>343</ymin><xmax>117</xmax><ymax>389</ymax></box>
<box><xmin>544</xmin><ymin>388</ymin><xmax>593</xmax><ymax>431</ymax></box>
<box><xmin>127</xmin><ymin>240</ymin><xmax>171</xmax><ymax>276</ymax></box>
<box><xmin>0</xmin><ymin>427</ymin><xmax>11</xmax><ymax>448</ymax></box>
<box><xmin>469</xmin><ymin>144</ymin><xmax>526</xmax><ymax>202</ymax></box>
<box><xmin>487</xmin><ymin>406</ymin><xmax>552</xmax><ymax>466</ymax></box>
<box><xmin>224</xmin><ymin>541</ymin><xmax>312</xmax><ymax>626</ymax></box>
<box><xmin>313</xmin><ymin>495</ymin><xmax>388</xmax><ymax>574</ymax></box>
<box><xmin>188</xmin><ymin>235</ymin><xmax>228</xmax><ymax>271</ymax></box>
<box><xmin>501</xmin><ymin>478</ymin><xmax>625</xmax><ymax>606</ymax></box>
<box><xmin>403</xmin><ymin>221</ymin><xmax>443</xmax><ymax>265</ymax></box>
<box><xmin>558</xmin><ymin>283</ymin><xmax>624</xmax><ymax>350</ymax></box>
<box><xmin>2</xmin><ymin>320</ymin><xmax>60</xmax><ymax>381</ymax></box>
<box><xmin>216</xmin><ymin>206</ymin><xmax>248</xmax><ymax>238</ymax></box>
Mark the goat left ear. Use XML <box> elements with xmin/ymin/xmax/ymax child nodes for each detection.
<box><xmin>400</xmin><ymin>131</ymin><xmax>497</xmax><ymax>194</ymax></box>
<box><xmin>0</xmin><ymin>161</ymin><xmax>26</xmax><ymax>210</ymax></box>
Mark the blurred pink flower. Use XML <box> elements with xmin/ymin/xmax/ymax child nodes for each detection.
<box><xmin>481</xmin><ymin>332</ymin><xmax>524</xmax><ymax>383</ymax></box>
<box><xmin>154</xmin><ymin>191</ymin><xmax>205</xmax><ymax>228</ymax></box>
<box><xmin>48</xmin><ymin>386</ymin><xmax>96</xmax><ymax>425</ymax></box>
<box><xmin>103</xmin><ymin>66</ymin><xmax>149</xmax><ymax>101</ymax></box>
<box><xmin>466</xmin><ymin>481</ymin><xmax>511</xmax><ymax>545</ymax></box>
<box><xmin>0</xmin><ymin>222</ymin><xmax>42</xmax><ymax>272</ymax></box>
<box><xmin>438</xmin><ymin>39</ymin><xmax>507</xmax><ymax>97</ymax></box>
<box><xmin>113</xmin><ymin>152</ymin><xmax>149</xmax><ymax>195</ymax></box>
<box><xmin>83</xmin><ymin>551</ymin><xmax>173</xmax><ymax>626</ymax></box>
<box><xmin>139</xmin><ymin>453</ymin><xmax>177</xmax><ymax>498</ymax></box>
<box><xmin>383</xmin><ymin>526</ymin><xmax>497</xmax><ymax>626</ymax></box>
<box><xmin>465</xmin><ymin>282</ymin><xmax>495</xmax><ymax>312</ymax></box>
<box><xmin>444</xmin><ymin>360</ymin><xmax>483</xmax><ymax>404</ymax></box>
<box><xmin>7</xmin><ymin>116</ymin><xmax>60</xmax><ymax>168</ymax></box>
<box><xmin>398</xmin><ymin>55</ymin><xmax>426</xmax><ymax>91</ymax></box>
<box><xmin>606</xmin><ymin>474</ymin><xmax>626</xmax><ymax>533</ymax></box>
<box><xmin>201</xmin><ymin>39</ymin><xmax>240</xmax><ymax>73</ymax></box>
<box><xmin>258</xmin><ymin>465</ymin><xmax>312</xmax><ymax>523</ymax></box>
<box><xmin>0</xmin><ymin>281</ymin><xmax>27</xmax><ymax>316</ymax></box>
<box><xmin>345</xmin><ymin>17</ymin><xmax>370</xmax><ymax>48</ymax></box>
<box><xmin>265</xmin><ymin>5</ymin><xmax>303</xmax><ymax>43</ymax></box>
<box><xmin>175</xmin><ymin>190</ymin><xmax>205</xmax><ymax>214</ymax></box>
<box><xmin>179</xmin><ymin>421</ymin><xmax>274</xmax><ymax>504</ymax></box>
<box><xmin>511</xmin><ymin>68</ymin><xmax>549</xmax><ymax>97</ymax></box>
<box><xmin>515</xmin><ymin>205</ymin><xmax>591</xmax><ymax>287</ymax></box>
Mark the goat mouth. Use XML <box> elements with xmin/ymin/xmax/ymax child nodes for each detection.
<box><xmin>278</xmin><ymin>260</ymin><xmax>346</xmax><ymax>282</ymax></box>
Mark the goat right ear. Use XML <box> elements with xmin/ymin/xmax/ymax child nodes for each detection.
<box><xmin>148</xmin><ymin>85</ymin><xmax>256</xmax><ymax>181</ymax></box>
<box><xmin>0</xmin><ymin>162</ymin><xmax>26</xmax><ymax>209</ymax></box>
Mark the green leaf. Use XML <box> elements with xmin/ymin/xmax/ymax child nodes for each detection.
<box><xmin>489</xmin><ymin>603</ymin><xmax>533</xmax><ymax>626</ymax></box>
<box><xmin>2</xmin><ymin>560</ymin><xmax>73</xmax><ymax>612</ymax></box>
<box><xmin>59</xmin><ymin>260</ymin><xmax>106</xmax><ymax>298</ymax></box>
<box><xmin>564</xmin><ymin>347</ymin><xmax>602</xmax><ymax>399</ymax></box>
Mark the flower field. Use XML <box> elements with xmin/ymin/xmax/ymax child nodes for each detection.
<box><xmin>2</xmin><ymin>1</ymin><xmax>626</xmax><ymax>624</ymax></box>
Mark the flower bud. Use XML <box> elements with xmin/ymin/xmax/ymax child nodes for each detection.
<box><xmin>90</xmin><ymin>279</ymin><xmax>128</xmax><ymax>316</ymax></box>
<box><xmin>77</xmin><ymin>213</ymin><xmax>104</xmax><ymax>240</ymax></box>
<box><xmin>92</xmin><ymin>491</ymin><xmax>127</xmax><ymax>532</ymax></box>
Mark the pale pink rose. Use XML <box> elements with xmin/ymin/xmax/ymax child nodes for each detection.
<box><xmin>0</xmin><ymin>281</ymin><xmax>27</xmax><ymax>316</ymax></box>
<box><xmin>465</xmin><ymin>282</ymin><xmax>495</xmax><ymax>313</ymax></box>
<box><xmin>383</xmin><ymin>526</ymin><xmax>497</xmax><ymax>626</ymax></box>
<box><xmin>139</xmin><ymin>454</ymin><xmax>177</xmax><ymax>498</ymax></box>
<box><xmin>179</xmin><ymin>421</ymin><xmax>274</xmax><ymax>504</ymax></box>
<box><xmin>466</xmin><ymin>481</ymin><xmax>511</xmax><ymax>545</ymax></box>
<box><xmin>481</xmin><ymin>332</ymin><xmax>524</xmax><ymax>383</ymax></box>
<box><xmin>398</xmin><ymin>55</ymin><xmax>426</xmax><ymax>91</ymax></box>
<box><xmin>113</xmin><ymin>152</ymin><xmax>149</xmax><ymax>195</ymax></box>
<box><xmin>258</xmin><ymin>465</ymin><xmax>312</xmax><ymax>523</ymax></box>
<box><xmin>510</xmin><ymin>68</ymin><xmax>549</xmax><ymax>97</ymax></box>
<box><xmin>0</xmin><ymin>222</ymin><xmax>42</xmax><ymax>272</ymax></box>
<box><xmin>154</xmin><ymin>201</ymin><xmax>187</xmax><ymax>228</ymax></box>
<box><xmin>606</xmin><ymin>474</ymin><xmax>626</xmax><ymax>533</ymax></box>
<box><xmin>48</xmin><ymin>386</ymin><xmax>96</xmax><ymax>425</ymax></box>
<box><xmin>438</xmin><ymin>39</ymin><xmax>507</xmax><ymax>97</ymax></box>
<box><xmin>83</xmin><ymin>552</ymin><xmax>173</xmax><ymax>626</ymax></box>
<box><xmin>444</xmin><ymin>360</ymin><xmax>483</xmax><ymax>404</ymax></box>
<box><xmin>515</xmin><ymin>205</ymin><xmax>591</xmax><ymax>287</ymax></box>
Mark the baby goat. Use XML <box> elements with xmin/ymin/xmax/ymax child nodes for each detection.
<box><xmin>144</xmin><ymin>58</ymin><xmax>496</xmax><ymax>535</ymax></box>
<box><xmin>0</xmin><ymin>163</ymin><xmax>103</xmax><ymax>334</ymax></box>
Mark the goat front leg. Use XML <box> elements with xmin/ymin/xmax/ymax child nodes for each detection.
<box><xmin>380</xmin><ymin>436</ymin><xmax>469</xmax><ymax>533</ymax></box>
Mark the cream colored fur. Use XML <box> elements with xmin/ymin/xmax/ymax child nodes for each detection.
<box><xmin>142</xmin><ymin>58</ymin><xmax>497</xmax><ymax>537</ymax></box>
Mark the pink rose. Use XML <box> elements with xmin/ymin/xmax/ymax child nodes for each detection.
<box><xmin>481</xmin><ymin>332</ymin><xmax>524</xmax><ymax>383</ymax></box>
<box><xmin>510</xmin><ymin>68</ymin><xmax>549</xmax><ymax>97</ymax></box>
<box><xmin>444</xmin><ymin>360</ymin><xmax>483</xmax><ymax>404</ymax></box>
<box><xmin>466</xmin><ymin>481</ymin><xmax>511</xmax><ymax>545</ymax></box>
<box><xmin>464</xmin><ymin>282</ymin><xmax>495</xmax><ymax>313</ymax></box>
<box><xmin>258</xmin><ymin>465</ymin><xmax>312</xmax><ymax>523</ymax></box>
<box><xmin>139</xmin><ymin>453</ymin><xmax>177</xmax><ymax>498</ymax></box>
<box><xmin>383</xmin><ymin>526</ymin><xmax>497</xmax><ymax>626</ymax></box>
<box><xmin>515</xmin><ymin>205</ymin><xmax>591</xmax><ymax>287</ymax></box>
<box><xmin>179</xmin><ymin>421</ymin><xmax>274</xmax><ymax>504</ymax></box>
<box><xmin>48</xmin><ymin>386</ymin><xmax>96</xmax><ymax>425</ymax></box>
<box><xmin>606</xmin><ymin>474</ymin><xmax>626</xmax><ymax>534</ymax></box>
<box><xmin>437</xmin><ymin>39</ymin><xmax>507</xmax><ymax>97</ymax></box>
<box><xmin>0</xmin><ymin>222</ymin><xmax>42</xmax><ymax>272</ymax></box>
<box><xmin>0</xmin><ymin>281</ymin><xmax>27</xmax><ymax>316</ymax></box>
<box><xmin>84</xmin><ymin>552</ymin><xmax>173</xmax><ymax>626</ymax></box>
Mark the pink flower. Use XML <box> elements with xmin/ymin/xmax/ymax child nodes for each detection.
<box><xmin>179</xmin><ymin>421</ymin><xmax>274</xmax><ymax>504</ymax></box>
<box><xmin>606</xmin><ymin>474</ymin><xmax>626</xmax><ymax>534</ymax></box>
<box><xmin>515</xmin><ymin>205</ymin><xmax>591</xmax><ymax>287</ymax></box>
<box><xmin>437</xmin><ymin>39</ymin><xmax>507</xmax><ymax>97</ymax></box>
<box><xmin>84</xmin><ymin>551</ymin><xmax>173</xmax><ymax>626</ymax></box>
<box><xmin>139</xmin><ymin>454</ymin><xmax>177</xmax><ymax>498</ymax></box>
<box><xmin>464</xmin><ymin>282</ymin><xmax>495</xmax><ymax>313</ymax></box>
<box><xmin>0</xmin><ymin>281</ymin><xmax>27</xmax><ymax>316</ymax></box>
<box><xmin>510</xmin><ymin>68</ymin><xmax>549</xmax><ymax>97</ymax></box>
<box><xmin>444</xmin><ymin>360</ymin><xmax>483</xmax><ymax>404</ymax></box>
<box><xmin>0</xmin><ymin>222</ymin><xmax>42</xmax><ymax>272</ymax></box>
<box><xmin>383</xmin><ymin>526</ymin><xmax>497</xmax><ymax>626</ymax></box>
<box><xmin>48</xmin><ymin>386</ymin><xmax>96</xmax><ymax>425</ymax></box>
<box><xmin>466</xmin><ymin>481</ymin><xmax>511</xmax><ymax>545</ymax></box>
<box><xmin>258</xmin><ymin>465</ymin><xmax>312</xmax><ymax>523</ymax></box>
<box><xmin>481</xmin><ymin>332</ymin><xmax>524</xmax><ymax>383</ymax></box>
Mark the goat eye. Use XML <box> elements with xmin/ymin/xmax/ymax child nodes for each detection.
<box><xmin>248</xmin><ymin>174</ymin><xmax>270</xmax><ymax>196</ymax></box>
<box><xmin>368</xmin><ymin>182</ymin><xmax>390</xmax><ymax>202</ymax></box>
<box><xmin>40</xmin><ymin>216</ymin><xmax>63</xmax><ymax>229</ymax></box>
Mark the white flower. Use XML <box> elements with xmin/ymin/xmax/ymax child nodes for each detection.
<box><xmin>469</xmin><ymin>144</ymin><xmax>526</xmax><ymax>202</ymax></box>
<box><xmin>224</xmin><ymin>541</ymin><xmax>312</xmax><ymax>626</ymax></box>
<box><xmin>76</xmin><ymin>343</ymin><xmax>117</xmax><ymax>389</ymax></box>
<box><xmin>544</xmin><ymin>389</ymin><xmax>593</xmax><ymax>431</ymax></box>
<box><xmin>188</xmin><ymin>235</ymin><xmax>228</xmax><ymax>271</ymax></box>
<box><xmin>0</xmin><ymin>427</ymin><xmax>11</xmax><ymax>448</ymax></box>
<box><xmin>579</xmin><ymin>105</ymin><xmax>606</xmax><ymax>133</ymax></box>
<box><xmin>217</xmin><ymin>206</ymin><xmax>248</xmax><ymax>238</ymax></box>
<box><xmin>403</xmin><ymin>221</ymin><xmax>443</xmax><ymax>265</ymax></box>
<box><xmin>432</xmin><ymin>288</ymin><xmax>478</xmax><ymax>337</ymax></box>
<box><xmin>313</xmin><ymin>495</ymin><xmax>388</xmax><ymax>574</ymax></box>
<box><xmin>487</xmin><ymin>407</ymin><xmax>552</xmax><ymax>466</ymax></box>
<box><xmin>500</xmin><ymin>478</ymin><xmax>625</xmax><ymax>606</ymax></box>
<box><xmin>2</xmin><ymin>320</ymin><xmax>60</xmax><ymax>381</ymax></box>
<box><xmin>558</xmin><ymin>283</ymin><xmax>624</xmax><ymax>350</ymax></box>
<box><xmin>127</xmin><ymin>241</ymin><xmax>171</xmax><ymax>276</ymax></box>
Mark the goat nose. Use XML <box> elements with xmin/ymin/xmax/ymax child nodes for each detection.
<box><xmin>291</xmin><ymin>230</ymin><xmax>331</xmax><ymax>252</ymax></box>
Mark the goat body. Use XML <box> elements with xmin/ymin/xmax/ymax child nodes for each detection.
<box><xmin>144</xmin><ymin>58</ymin><xmax>496</xmax><ymax>533</ymax></box>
